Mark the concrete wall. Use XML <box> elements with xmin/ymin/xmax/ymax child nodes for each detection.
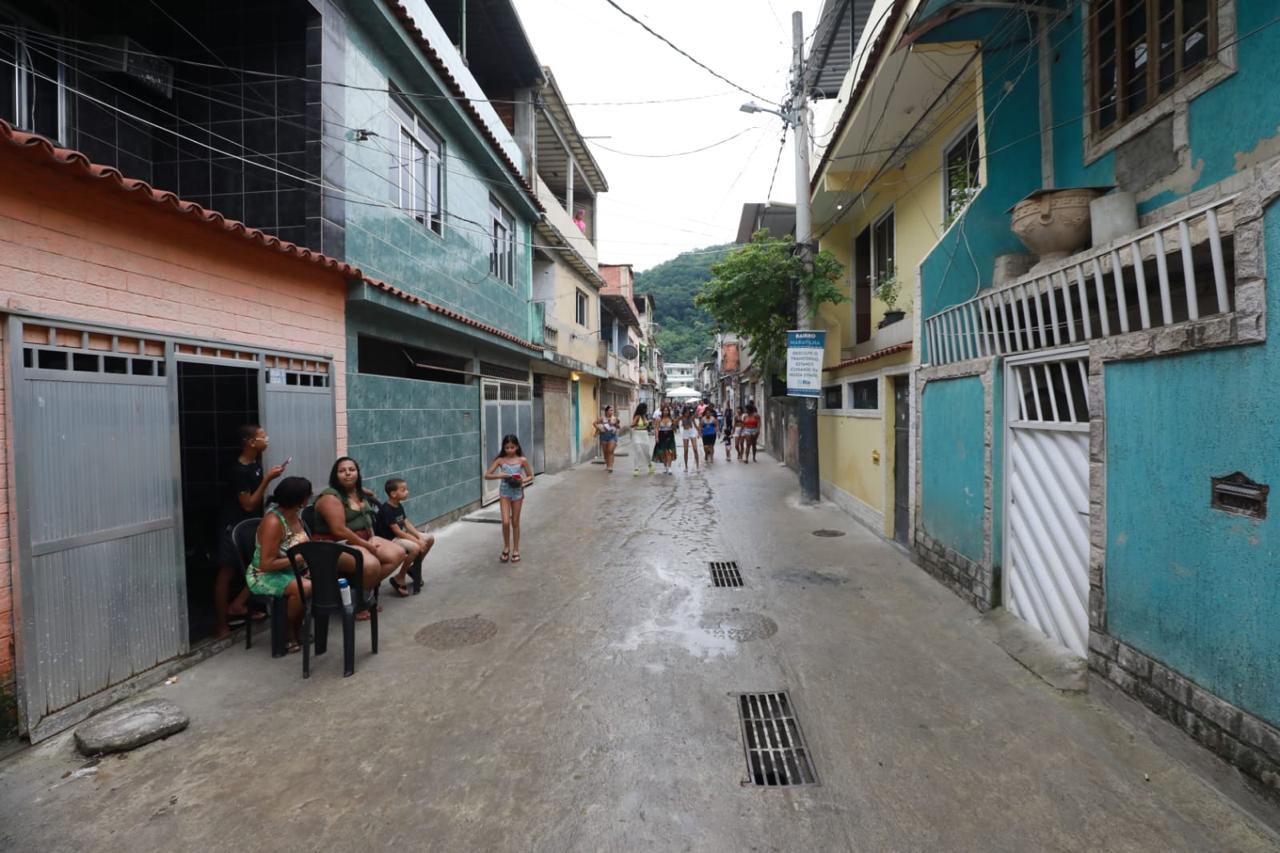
<box><xmin>575</xmin><ymin>376</ymin><xmax>600</xmax><ymax>462</ymax></box>
<box><xmin>540</xmin><ymin>380</ymin><xmax>572</xmax><ymax>472</ymax></box>
<box><xmin>0</xmin><ymin>164</ymin><xmax>350</xmax><ymax>683</ymax></box>
<box><xmin>919</xmin><ymin>375</ymin><xmax>986</xmax><ymax>562</ymax></box>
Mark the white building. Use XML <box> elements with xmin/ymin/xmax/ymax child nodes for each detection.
<box><xmin>663</xmin><ymin>362</ymin><xmax>697</xmax><ymax>395</ymax></box>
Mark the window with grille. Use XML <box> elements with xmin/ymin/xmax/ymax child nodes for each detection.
<box><xmin>822</xmin><ymin>385</ymin><xmax>843</xmax><ymax>410</ymax></box>
<box><xmin>849</xmin><ymin>378</ymin><xmax>878</xmax><ymax>411</ymax></box>
<box><xmin>490</xmin><ymin>196</ymin><xmax>516</xmax><ymax>285</ymax></box>
<box><xmin>389</xmin><ymin>86</ymin><xmax>443</xmax><ymax>234</ymax></box>
<box><xmin>944</xmin><ymin>122</ymin><xmax>981</xmax><ymax>223</ymax></box>
<box><xmin>1092</xmin><ymin>0</ymin><xmax>1216</xmax><ymax>136</ymax></box>
<box><xmin>0</xmin><ymin>14</ymin><xmax>66</xmax><ymax>142</ymax></box>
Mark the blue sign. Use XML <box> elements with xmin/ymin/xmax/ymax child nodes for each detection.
<box><xmin>786</xmin><ymin>330</ymin><xmax>826</xmax><ymax>397</ymax></box>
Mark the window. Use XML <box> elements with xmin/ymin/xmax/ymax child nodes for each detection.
<box><xmin>0</xmin><ymin>16</ymin><xmax>66</xmax><ymax>141</ymax></box>
<box><xmin>823</xmin><ymin>385</ymin><xmax>844</xmax><ymax>410</ymax></box>
<box><xmin>943</xmin><ymin>122</ymin><xmax>980</xmax><ymax>223</ymax></box>
<box><xmin>872</xmin><ymin>210</ymin><xmax>895</xmax><ymax>289</ymax></box>
<box><xmin>388</xmin><ymin>87</ymin><xmax>444</xmax><ymax>234</ymax></box>
<box><xmin>575</xmin><ymin>289</ymin><xmax>589</xmax><ymax>326</ymax></box>
<box><xmin>853</xmin><ymin>226</ymin><xmax>872</xmax><ymax>345</ymax></box>
<box><xmin>489</xmin><ymin>196</ymin><xmax>516</xmax><ymax>285</ymax></box>
<box><xmin>1092</xmin><ymin>0</ymin><xmax>1216</xmax><ymax>136</ymax></box>
<box><xmin>850</xmin><ymin>378</ymin><xmax>878</xmax><ymax>411</ymax></box>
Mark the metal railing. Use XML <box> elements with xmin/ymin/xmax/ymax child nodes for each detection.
<box><xmin>923</xmin><ymin>195</ymin><xmax>1237</xmax><ymax>365</ymax></box>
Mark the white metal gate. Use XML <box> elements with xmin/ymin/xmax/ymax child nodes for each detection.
<box><xmin>481</xmin><ymin>378</ymin><xmax>532</xmax><ymax>504</ymax></box>
<box><xmin>261</xmin><ymin>355</ymin><xmax>337</xmax><ymax>491</ymax></box>
<box><xmin>1003</xmin><ymin>351</ymin><xmax>1091</xmax><ymax>658</ymax></box>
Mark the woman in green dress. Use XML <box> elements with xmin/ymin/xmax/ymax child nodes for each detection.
<box><xmin>245</xmin><ymin>476</ymin><xmax>313</xmax><ymax>652</ymax></box>
<box><xmin>313</xmin><ymin>456</ymin><xmax>404</xmax><ymax>619</ymax></box>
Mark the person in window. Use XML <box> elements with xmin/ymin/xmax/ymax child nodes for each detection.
<box><xmin>313</xmin><ymin>457</ymin><xmax>404</xmax><ymax>620</ymax></box>
<box><xmin>245</xmin><ymin>476</ymin><xmax>313</xmax><ymax>653</ymax></box>
<box><xmin>213</xmin><ymin>425</ymin><xmax>286</xmax><ymax>640</ymax></box>
<box><xmin>574</xmin><ymin>209</ymin><xmax>587</xmax><ymax>233</ymax></box>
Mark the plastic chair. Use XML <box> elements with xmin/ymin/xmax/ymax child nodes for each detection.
<box><xmin>231</xmin><ymin>518</ymin><xmax>289</xmax><ymax>658</ymax></box>
<box><xmin>287</xmin><ymin>541</ymin><xmax>379</xmax><ymax>678</ymax></box>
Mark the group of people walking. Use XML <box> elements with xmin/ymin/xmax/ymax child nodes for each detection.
<box><xmin>625</xmin><ymin>400</ymin><xmax>761</xmax><ymax>475</ymax></box>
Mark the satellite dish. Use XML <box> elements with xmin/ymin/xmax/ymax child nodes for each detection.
<box><xmin>621</xmin><ymin>343</ymin><xmax>639</xmax><ymax>359</ymax></box>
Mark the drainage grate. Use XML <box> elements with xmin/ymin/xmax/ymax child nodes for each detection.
<box><xmin>811</xmin><ymin>529</ymin><xmax>846</xmax><ymax>537</ymax></box>
<box><xmin>709</xmin><ymin>561</ymin><xmax>743</xmax><ymax>588</ymax></box>
<box><xmin>735</xmin><ymin>691</ymin><xmax>818</xmax><ymax>787</ymax></box>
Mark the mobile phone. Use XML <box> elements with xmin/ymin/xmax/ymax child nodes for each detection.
<box><xmin>284</xmin><ymin>456</ymin><xmax>293</xmax><ymax>467</ymax></box>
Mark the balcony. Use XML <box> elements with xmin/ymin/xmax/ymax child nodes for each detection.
<box><xmin>924</xmin><ymin>195</ymin><xmax>1237</xmax><ymax>365</ymax></box>
<box><xmin>536</xmin><ymin>176</ymin><xmax>597</xmax><ymax>268</ymax></box>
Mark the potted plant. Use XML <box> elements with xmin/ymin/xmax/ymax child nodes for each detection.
<box><xmin>874</xmin><ymin>270</ymin><xmax>905</xmax><ymax>328</ymax></box>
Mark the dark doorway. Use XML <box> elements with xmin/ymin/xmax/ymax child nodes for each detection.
<box><xmin>893</xmin><ymin>376</ymin><xmax>910</xmax><ymax>546</ymax></box>
<box><xmin>177</xmin><ymin>362</ymin><xmax>260</xmax><ymax>644</ymax></box>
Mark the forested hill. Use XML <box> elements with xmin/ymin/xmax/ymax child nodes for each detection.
<box><xmin>634</xmin><ymin>244</ymin><xmax>732</xmax><ymax>364</ymax></box>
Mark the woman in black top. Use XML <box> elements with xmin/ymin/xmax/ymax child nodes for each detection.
<box><xmin>213</xmin><ymin>424</ymin><xmax>286</xmax><ymax>639</ymax></box>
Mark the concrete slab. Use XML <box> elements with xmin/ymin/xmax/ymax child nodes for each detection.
<box><xmin>73</xmin><ymin>700</ymin><xmax>188</xmax><ymax>756</ymax></box>
<box><xmin>974</xmin><ymin>607</ymin><xmax>1088</xmax><ymax>693</ymax></box>
<box><xmin>0</xmin><ymin>435</ymin><xmax>1276</xmax><ymax>852</ymax></box>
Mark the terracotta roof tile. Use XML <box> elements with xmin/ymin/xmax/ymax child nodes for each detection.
<box><xmin>0</xmin><ymin>120</ymin><xmax>542</xmax><ymax>352</ymax></box>
<box><xmin>822</xmin><ymin>341</ymin><xmax>912</xmax><ymax>372</ymax></box>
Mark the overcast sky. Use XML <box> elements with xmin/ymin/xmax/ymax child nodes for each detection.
<box><xmin>513</xmin><ymin>0</ymin><xmax>825</xmax><ymax>271</ymax></box>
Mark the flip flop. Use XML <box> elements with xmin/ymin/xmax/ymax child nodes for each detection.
<box><xmin>388</xmin><ymin>577</ymin><xmax>410</xmax><ymax>598</ymax></box>
<box><xmin>500</xmin><ymin>550</ymin><xmax>510</xmax><ymax>563</ymax></box>
<box><xmin>511</xmin><ymin>552</ymin><xmax>521</xmax><ymax>563</ymax></box>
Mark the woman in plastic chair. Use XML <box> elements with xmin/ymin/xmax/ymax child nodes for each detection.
<box><xmin>313</xmin><ymin>457</ymin><xmax>404</xmax><ymax>620</ymax></box>
<box><xmin>244</xmin><ymin>476</ymin><xmax>313</xmax><ymax>653</ymax></box>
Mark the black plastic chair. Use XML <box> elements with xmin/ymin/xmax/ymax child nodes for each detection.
<box><xmin>231</xmin><ymin>518</ymin><xmax>289</xmax><ymax>658</ymax></box>
<box><xmin>287</xmin><ymin>541</ymin><xmax>378</xmax><ymax>678</ymax></box>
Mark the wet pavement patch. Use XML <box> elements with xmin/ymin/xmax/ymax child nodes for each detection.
<box><xmin>774</xmin><ymin>568</ymin><xmax>850</xmax><ymax>587</ymax></box>
<box><xmin>811</xmin><ymin>529</ymin><xmax>846</xmax><ymax>537</ymax></box>
<box><xmin>699</xmin><ymin>610</ymin><xmax>777</xmax><ymax>642</ymax></box>
<box><xmin>415</xmin><ymin>615</ymin><xmax>498</xmax><ymax>650</ymax></box>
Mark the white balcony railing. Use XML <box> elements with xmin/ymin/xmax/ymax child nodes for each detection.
<box><xmin>924</xmin><ymin>195</ymin><xmax>1237</xmax><ymax>366</ymax></box>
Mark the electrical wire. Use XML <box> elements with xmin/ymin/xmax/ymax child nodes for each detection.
<box><xmin>587</xmin><ymin>126</ymin><xmax>765</xmax><ymax>158</ymax></box>
<box><xmin>764</xmin><ymin>129</ymin><xmax>789</xmax><ymax>202</ymax></box>
<box><xmin>599</xmin><ymin>0</ymin><xmax>778</xmax><ymax>105</ymax></box>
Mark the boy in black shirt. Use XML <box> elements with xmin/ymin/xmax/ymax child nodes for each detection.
<box><xmin>376</xmin><ymin>479</ymin><xmax>435</xmax><ymax>595</ymax></box>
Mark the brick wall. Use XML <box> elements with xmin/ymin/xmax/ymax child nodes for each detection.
<box><xmin>0</xmin><ymin>162</ymin><xmax>351</xmax><ymax>684</ymax></box>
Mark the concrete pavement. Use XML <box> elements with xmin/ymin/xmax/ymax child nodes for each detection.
<box><xmin>1</xmin><ymin>436</ymin><xmax>1277</xmax><ymax>852</ymax></box>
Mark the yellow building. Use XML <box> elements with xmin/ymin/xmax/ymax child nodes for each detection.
<box><xmin>808</xmin><ymin>0</ymin><xmax>985</xmax><ymax>543</ymax></box>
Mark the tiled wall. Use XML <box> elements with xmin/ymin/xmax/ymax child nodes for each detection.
<box><xmin>346</xmin><ymin>374</ymin><xmax>481</xmax><ymax>525</ymax></box>
<box><xmin>338</xmin><ymin>17</ymin><xmax>534</xmax><ymax>341</ymax></box>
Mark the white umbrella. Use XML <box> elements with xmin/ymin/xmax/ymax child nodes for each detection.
<box><xmin>667</xmin><ymin>386</ymin><xmax>701</xmax><ymax>399</ymax></box>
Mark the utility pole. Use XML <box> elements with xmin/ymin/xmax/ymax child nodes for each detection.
<box><xmin>791</xmin><ymin>10</ymin><xmax>820</xmax><ymax>504</ymax></box>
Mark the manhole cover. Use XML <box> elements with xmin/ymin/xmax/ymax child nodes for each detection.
<box><xmin>811</xmin><ymin>529</ymin><xmax>846</xmax><ymax>537</ymax></box>
<box><xmin>415</xmin><ymin>615</ymin><xmax>497</xmax><ymax>650</ymax></box>
<box><xmin>709</xmin><ymin>560</ymin><xmax>743</xmax><ymax>588</ymax></box>
<box><xmin>700</xmin><ymin>610</ymin><xmax>776</xmax><ymax>642</ymax></box>
<box><xmin>736</xmin><ymin>691</ymin><xmax>818</xmax><ymax>787</ymax></box>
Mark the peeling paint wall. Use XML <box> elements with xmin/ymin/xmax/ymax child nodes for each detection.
<box><xmin>1104</xmin><ymin>203</ymin><xmax>1280</xmax><ymax>728</ymax></box>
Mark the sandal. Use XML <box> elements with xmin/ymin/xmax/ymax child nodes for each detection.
<box><xmin>511</xmin><ymin>552</ymin><xmax>521</xmax><ymax>563</ymax></box>
<box><xmin>500</xmin><ymin>550</ymin><xmax>510</xmax><ymax>563</ymax></box>
<box><xmin>285</xmin><ymin>640</ymin><xmax>302</xmax><ymax>654</ymax></box>
<box><xmin>388</xmin><ymin>577</ymin><xmax>410</xmax><ymax>598</ymax></box>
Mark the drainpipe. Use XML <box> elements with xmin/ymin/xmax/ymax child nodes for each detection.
<box><xmin>459</xmin><ymin>0</ymin><xmax>467</xmax><ymax>60</ymax></box>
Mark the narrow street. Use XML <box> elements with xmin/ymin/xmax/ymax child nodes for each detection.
<box><xmin>0</xmin><ymin>438</ymin><xmax>1276</xmax><ymax>853</ymax></box>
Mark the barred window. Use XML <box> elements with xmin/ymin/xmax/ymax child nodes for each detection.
<box><xmin>1092</xmin><ymin>0</ymin><xmax>1215</xmax><ymax>136</ymax></box>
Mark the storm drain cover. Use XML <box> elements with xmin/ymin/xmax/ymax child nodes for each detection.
<box><xmin>415</xmin><ymin>615</ymin><xmax>497</xmax><ymax>650</ymax></box>
<box><xmin>736</xmin><ymin>691</ymin><xmax>819</xmax><ymax>787</ymax></box>
<box><xmin>811</xmin><ymin>529</ymin><xmax>846</xmax><ymax>537</ymax></box>
<box><xmin>709</xmin><ymin>561</ymin><xmax>743</xmax><ymax>588</ymax></box>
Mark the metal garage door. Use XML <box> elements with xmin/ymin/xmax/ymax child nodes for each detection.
<box><xmin>1003</xmin><ymin>351</ymin><xmax>1091</xmax><ymax>658</ymax></box>
<box><xmin>261</xmin><ymin>355</ymin><xmax>337</xmax><ymax>490</ymax></box>
<box><xmin>9</xmin><ymin>319</ymin><xmax>184</xmax><ymax>740</ymax></box>
<box><xmin>481</xmin><ymin>378</ymin><xmax>532</xmax><ymax>505</ymax></box>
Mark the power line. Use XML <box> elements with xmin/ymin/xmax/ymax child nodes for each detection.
<box><xmin>588</xmin><ymin>126</ymin><xmax>766</xmax><ymax>158</ymax></box>
<box><xmin>765</xmin><ymin>128</ymin><xmax>789</xmax><ymax>202</ymax></box>
<box><xmin>599</xmin><ymin>0</ymin><xmax>778</xmax><ymax>105</ymax></box>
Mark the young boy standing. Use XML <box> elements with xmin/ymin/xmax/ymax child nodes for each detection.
<box><xmin>376</xmin><ymin>479</ymin><xmax>436</xmax><ymax>595</ymax></box>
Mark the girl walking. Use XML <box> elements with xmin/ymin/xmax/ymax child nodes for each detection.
<box><xmin>700</xmin><ymin>407</ymin><xmax>718</xmax><ymax>464</ymax></box>
<box><xmin>593</xmin><ymin>405</ymin><xmax>621</xmax><ymax>473</ymax></box>
<box><xmin>679</xmin><ymin>406</ymin><xmax>701</xmax><ymax>472</ymax></box>
<box><xmin>483</xmin><ymin>434</ymin><xmax>533</xmax><ymax>563</ymax></box>
<box><xmin>653</xmin><ymin>405</ymin><xmax>677</xmax><ymax>475</ymax></box>
<box><xmin>631</xmin><ymin>403</ymin><xmax>654</xmax><ymax>476</ymax></box>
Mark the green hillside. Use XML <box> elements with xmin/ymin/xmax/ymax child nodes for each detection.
<box><xmin>634</xmin><ymin>244</ymin><xmax>732</xmax><ymax>364</ymax></box>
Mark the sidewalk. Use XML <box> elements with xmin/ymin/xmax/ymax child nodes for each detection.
<box><xmin>0</xmin><ymin>435</ymin><xmax>1276</xmax><ymax>852</ymax></box>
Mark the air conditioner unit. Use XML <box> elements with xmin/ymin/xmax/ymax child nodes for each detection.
<box><xmin>92</xmin><ymin>36</ymin><xmax>174</xmax><ymax>98</ymax></box>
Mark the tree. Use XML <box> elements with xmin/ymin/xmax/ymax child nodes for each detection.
<box><xmin>634</xmin><ymin>244</ymin><xmax>730</xmax><ymax>363</ymax></box>
<box><xmin>695</xmin><ymin>231</ymin><xmax>846</xmax><ymax>373</ymax></box>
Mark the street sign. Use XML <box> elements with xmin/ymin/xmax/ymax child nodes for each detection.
<box><xmin>786</xmin><ymin>330</ymin><xmax>825</xmax><ymax>397</ymax></box>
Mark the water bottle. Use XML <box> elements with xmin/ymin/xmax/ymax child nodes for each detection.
<box><xmin>338</xmin><ymin>577</ymin><xmax>352</xmax><ymax>608</ymax></box>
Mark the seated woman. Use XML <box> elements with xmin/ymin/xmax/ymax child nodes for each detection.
<box><xmin>244</xmin><ymin>476</ymin><xmax>313</xmax><ymax>653</ymax></box>
<box><xmin>313</xmin><ymin>456</ymin><xmax>404</xmax><ymax>619</ymax></box>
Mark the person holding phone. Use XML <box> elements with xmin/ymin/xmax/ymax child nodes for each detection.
<box><xmin>212</xmin><ymin>424</ymin><xmax>286</xmax><ymax>639</ymax></box>
<box><xmin>593</xmin><ymin>405</ymin><xmax>621</xmax><ymax>473</ymax></box>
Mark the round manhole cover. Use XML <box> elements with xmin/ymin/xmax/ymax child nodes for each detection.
<box><xmin>699</xmin><ymin>610</ymin><xmax>778</xmax><ymax>642</ymax></box>
<box><xmin>415</xmin><ymin>615</ymin><xmax>497</xmax><ymax>650</ymax></box>
<box><xmin>812</xmin><ymin>529</ymin><xmax>846</xmax><ymax>537</ymax></box>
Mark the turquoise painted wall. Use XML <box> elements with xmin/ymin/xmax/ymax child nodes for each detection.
<box><xmin>1105</xmin><ymin>204</ymin><xmax>1280</xmax><ymax>728</ymax></box>
<box><xmin>920</xmin><ymin>375</ymin><xmax>987</xmax><ymax>562</ymax></box>
<box><xmin>339</xmin><ymin>16</ymin><xmax>534</xmax><ymax>342</ymax></box>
